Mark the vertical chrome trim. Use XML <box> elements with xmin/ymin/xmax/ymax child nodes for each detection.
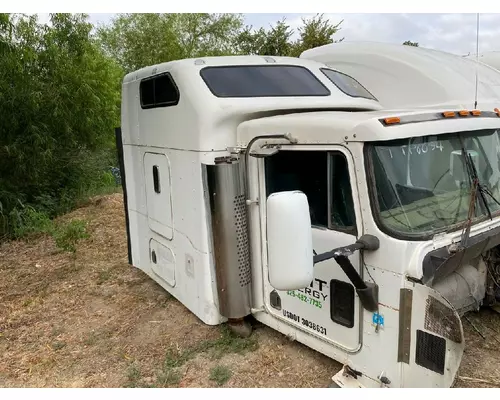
<box><xmin>209</xmin><ymin>160</ymin><xmax>252</xmax><ymax>319</ymax></box>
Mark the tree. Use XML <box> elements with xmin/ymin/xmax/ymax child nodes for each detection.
<box><xmin>0</xmin><ymin>13</ymin><xmax>13</xmax><ymax>52</ymax></box>
<box><xmin>403</xmin><ymin>40</ymin><xmax>419</xmax><ymax>47</ymax></box>
<box><xmin>235</xmin><ymin>18</ymin><xmax>294</xmax><ymax>57</ymax></box>
<box><xmin>236</xmin><ymin>14</ymin><xmax>344</xmax><ymax>57</ymax></box>
<box><xmin>99</xmin><ymin>13</ymin><xmax>345</xmax><ymax>70</ymax></box>
<box><xmin>0</xmin><ymin>13</ymin><xmax>122</xmax><ymax>238</ymax></box>
<box><xmin>98</xmin><ymin>13</ymin><xmax>245</xmax><ymax>73</ymax></box>
<box><xmin>290</xmin><ymin>14</ymin><xmax>344</xmax><ymax>57</ymax></box>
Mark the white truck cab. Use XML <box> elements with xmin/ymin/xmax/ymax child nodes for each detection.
<box><xmin>117</xmin><ymin>49</ymin><xmax>500</xmax><ymax>388</ymax></box>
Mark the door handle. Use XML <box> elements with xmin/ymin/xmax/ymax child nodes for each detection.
<box><xmin>153</xmin><ymin>165</ymin><xmax>160</xmax><ymax>193</ymax></box>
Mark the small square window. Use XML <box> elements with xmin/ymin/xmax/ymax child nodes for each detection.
<box><xmin>140</xmin><ymin>72</ymin><xmax>179</xmax><ymax>109</ymax></box>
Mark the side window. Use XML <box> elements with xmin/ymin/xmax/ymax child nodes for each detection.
<box><xmin>265</xmin><ymin>151</ymin><xmax>328</xmax><ymax>227</ymax></box>
<box><xmin>140</xmin><ymin>72</ymin><xmax>180</xmax><ymax>109</ymax></box>
<box><xmin>264</xmin><ymin>150</ymin><xmax>357</xmax><ymax>232</ymax></box>
<box><xmin>320</xmin><ymin>68</ymin><xmax>376</xmax><ymax>101</ymax></box>
<box><xmin>329</xmin><ymin>152</ymin><xmax>357</xmax><ymax>233</ymax></box>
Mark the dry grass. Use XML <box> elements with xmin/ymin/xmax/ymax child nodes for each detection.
<box><xmin>0</xmin><ymin>193</ymin><xmax>499</xmax><ymax>388</ymax></box>
<box><xmin>456</xmin><ymin>309</ymin><xmax>500</xmax><ymax>387</ymax></box>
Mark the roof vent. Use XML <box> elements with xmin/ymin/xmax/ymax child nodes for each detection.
<box><xmin>194</xmin><ymin>59</ymin><xmax>206</xmax><ymax>65</ymax></box>
<box><xmin>263</xmin><ymin>57</ymin><xmax>276</xmax><ymax>63</ymax></box>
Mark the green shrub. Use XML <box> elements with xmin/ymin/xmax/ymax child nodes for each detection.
<box><xmin>52</xmin><ymin>219</ymin><xmax>89</xmax><ymax>253</ymax></box>
<box><xmin>4</xmin><ymin>200</ymin><xmax>90</xmax><ymax>253</ymax></box>
<box><xmin>8</xmin><ymin>205</ymin><xmax>54</xmax><ymax>239</ymax></box>
<box><xmin>209</xmin><ymin>365</ymin><xmax>232</xmax><ymax>387</ymax></box>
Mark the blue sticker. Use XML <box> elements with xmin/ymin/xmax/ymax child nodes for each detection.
<box><xmin>372</xmin><ymin>312</ymin><xmax>384</xmax><ymax>327</ymax></box>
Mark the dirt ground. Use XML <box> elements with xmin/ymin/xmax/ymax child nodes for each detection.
<box><xmin>1</xmin><ymin>193</ymin><xmax>500</xmax><ymax>388</ymax></box>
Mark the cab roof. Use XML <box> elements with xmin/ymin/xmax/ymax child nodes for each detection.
<box><xmin>301</xmin><ymin>42</ymin><xmax>500</xmax><ymax>111</ymax></box>
<box><xmin>121</xmin><ymin>55</ymin><xmax>383</xmax><ymax>152</ymax></box>
<box><xmin>237</xmin><ymin>107</ymin><xmax>500</xmax><ymax>146</ymax></box>
<box><xmin>122</xmin><ymin>55</ymin><xmax>383</xmax><ymax>112</ymax></box>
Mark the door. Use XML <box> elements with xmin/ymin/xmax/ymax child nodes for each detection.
<box><xmin>143</xmin><ymin>152</ymin><xmax>174</xmax><ymax>240</ymax></box>
<box><xmin>262</xmin><ymin>147</ymin><xmax>362</xmax><ymax>351</ymax></box>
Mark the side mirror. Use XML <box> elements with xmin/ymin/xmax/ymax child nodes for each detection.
<box><xmin>266</xmin><ymin>191</ymin><xmax>314</xmax><ymax>291</ymax></box>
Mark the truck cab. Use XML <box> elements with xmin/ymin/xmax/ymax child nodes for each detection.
<box><xmin>117</xmin><ymin>52</ymin><xmax>500</xmax><ymax>388</ymax></box>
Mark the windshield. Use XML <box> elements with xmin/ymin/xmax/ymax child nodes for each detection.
<box><xmin>368</xmin><ymin>129</ymin><xmax>500</xmax><ymax>237</ymax></box>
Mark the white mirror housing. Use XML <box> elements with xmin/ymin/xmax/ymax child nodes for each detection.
<box><xmin>266</xmin><ymin>191</ymin><xmax>314</xmax><ymax>291</ymax></box>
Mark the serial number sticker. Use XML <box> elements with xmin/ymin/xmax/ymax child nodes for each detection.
<box><xmin>282</xmin><ymin>310</ymin><xmax>327</xmax><ymax>336</ymax></box>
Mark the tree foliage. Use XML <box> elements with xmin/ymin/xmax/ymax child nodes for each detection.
<box><xmin>1</xmin><ymin>12</ymin><xmax>347</xmax><ymax>240</ymax></box>
<box><xmin>99</xmin><ymin>13</ymin><xmax>344</xmax><ymax>72</ymax></box>
<box><xmin>291</xmin><ymin>14</ymin><xmax>344</xmax><ymax>57</ymax></box>
<box><xmin>233</xmin><ymin>14</ymin><xmax>344</xmax><ymax>58</ymax></box>
<box><xmin>0</xmin><ymin>13</ymin><xmax>122</xmax><ymax>238</ymax></box>
<box><xmin>98</xmin><ymin>13</ymin><xmax>246</xmax><ymax>73</ymax></box>
<box><xmin>403</xmin><ymin>40</ymin><xmax>419</xmax><ymax>47</ymax></box>
<box><xmin>236</xmin><ymin>18</ymin><xmax>295</xmax><ymax>57</ymax></box>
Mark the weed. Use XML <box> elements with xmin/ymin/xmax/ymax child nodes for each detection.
<box><xmin>84</xmin><ymin>328</ymin><xmax>114</xmax><ymax>346</ymax></box>
<box><xmin>125</xmin><ymin>362</ymin><xmax>156</xmax><ymax>388</ymax></box>
<box><xmin>156</xmin><ymin>368</ymin><xmax>181</xmax><ymax>387</ymax></box>
<box><xmin>166</xmin><ymin>324</ymin><xmax>258</xmax><ymax>364</ymax></box>
<box><xmin>154</xmin><ymin>349</ymin><xmax>186</xmax><ymax>387</ymax></box>
<box><xmin>154</xmin><ymin>349</ymin><xmax>192</xmax><ymax>387</ymax></box>
<box><xmin>125</xmin><ymin>363</ymin><xmax>142</xmax><ymax>387</ymax></box>
<box><xmin>97</xmin><ymin>269</ymin><xmax>112</xmax><ymax>285</ymax></box>
<box><xmin>52</xmin><ymin>219</ymin><xmax>89</xmax><ymax>253</ymax></box>
<box><xmin>6</xmin><ymin>204</ymin><xmax>91</xmax><ymax>253</ymax></box>
<box><xmin>209</xmin><ymin>324</ymin><xmax>259</xmax><ymax>359</ymax></box>
<box><xmin>209</xmin><ymin>365</ymin><xmax>232</xmax><ymax>387</ymax></box>
<box><xmin>163</xmin><ymin>348</ymin><xmax>190</xmax><ymax>369</ymax></box>
<box><xmin>22</xmin><ymin>298</ymin><xmax>34</xmax><ymax>307</ymax></box>
<box><xmin>51</xmin><ymin>341</ymin><xmax>66</xmax><ymax>351</ymax></box>
<box><xmin>50</xmin><ymin>326</ymin><xmax>64</xmax><ymax>338</ymax></box>
<box><xmin>9</xmin><ymin>206</ymin><xmax>53</xmax><ymax>239</ymax></box>
<box><xmin>154</xmin><ymin>323</ymin><xmax>258</xmax><ymax>387</ymax></box>
<box><xmin>52</xmin><ymin>261</ymin><xmax>83</xmax><ymax>280</ymax></box>
<box><xmin>84</xmin><ymin>331</ymin><xmax>98</xmax><ymax>346</ymax></box>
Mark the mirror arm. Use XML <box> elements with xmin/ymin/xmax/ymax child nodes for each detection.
<box><xmin>313</xmin><ymin>242</ymin><xmax>364</xmax><ymax>264</ymax></box>
<box><xmin>313</xmin><ymin>235</ymin><xmax>380</xmax><ymax>312</ymax></box>
<box><xmin>244</xmin><ymin>133</ymin><xmax>297</xmax><ymax>205</ymax></box>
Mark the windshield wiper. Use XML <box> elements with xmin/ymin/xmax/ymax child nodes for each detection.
<box><xmin>465</xmin><ymin>151</ymin><xmax>500</xmax><ymax>216</ymax></box>
<box><xmin>480</xmin><ymin>184</ymin><xmax>500</xmax><ymax>209</ymax></box>
<box><xmin>458</xmin><ymin>136</ymin><xmax>500</xmax><ymax>246</ymax></box>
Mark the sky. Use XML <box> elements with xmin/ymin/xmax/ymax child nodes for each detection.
<box><xmin>40</xmin><ymin>13</ymin><xmax>500</xmax><ymax>56</ymax></box>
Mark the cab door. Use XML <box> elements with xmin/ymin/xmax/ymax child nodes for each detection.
<box><xmin>261</xmin><ymin>146</ymin><xmax>362</xmax><ymax>351</ymax></box>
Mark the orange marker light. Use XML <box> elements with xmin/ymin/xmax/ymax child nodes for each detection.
<box><xmin>458</xmin><ymin>110</ymin><xmax>470</xmax><ymax>117</ymax></box>
<box><xmin>384</xmin><ymin>117</ymin><xmax>401</xmax><ymax>125</ymax></box>
<box><xmin>442</xmin><ymin>111</ymin><xmax>456</xmax><ymax>118</ymax></box>
<box><xmin>471</xmin><ymin>110</ymin><xmax>481</xmax><ymax>116</ymax></box>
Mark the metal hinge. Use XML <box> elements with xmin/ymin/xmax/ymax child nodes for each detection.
<box><xmin>214</xmin><ymin>155</ymin><xmax>239</xmax><ymax>164</ymax></box>
<box><xmin>227</xmin><ymin>146</ymin><xmax>245</xmax><ymax>155</ymax></box>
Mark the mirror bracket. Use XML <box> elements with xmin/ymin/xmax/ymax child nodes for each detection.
<box><xmin>249</xmin><ymin>145</ymin><xmax>281</xmax><ymax>158</ymax></box>
<box><xmin>356</xmin><ymin>282</ymin><xmax>379</xmax><ymax>312</ymax></box>
<box><xmin>314</xmin><ymin>234</ymin><xmax>380</xmax><ymax>312</ymax></box>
